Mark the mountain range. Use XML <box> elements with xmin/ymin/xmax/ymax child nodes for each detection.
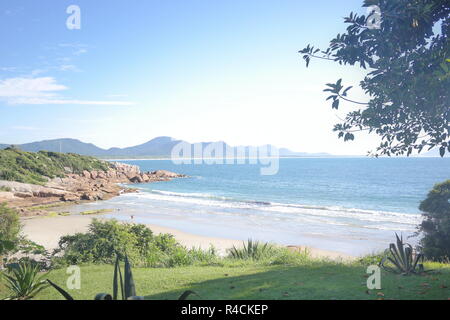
<box><xmin>0</xmin><ymin>137</ymin><xmax>333</xmax><ymax>158</ymax></box>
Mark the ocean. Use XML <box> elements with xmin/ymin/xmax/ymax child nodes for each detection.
<box><xmin>72</xmin><ymin>157</ymin><xmax>449</xmax><ymax>256</ymax></box>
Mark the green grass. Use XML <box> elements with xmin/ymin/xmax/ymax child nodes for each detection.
<box><xmin>1</xmin><ymin>260</ymin><xmax>449</xmax><ymax>300</ymax></box>
<box><xmin>79</xmin><ymin>209</ymin><xmax>114</xmax><ymax>216</ymax></box>
<box><xmin>0</xmin><ymin>148</ymin><xmax>110</xmax><ymax>185</ymax></box>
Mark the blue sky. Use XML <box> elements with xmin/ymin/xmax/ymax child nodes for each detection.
<box><xmin>0</xmin><ymin>0</ymin><xmax>380</xmax><ymax>154</ymax></box>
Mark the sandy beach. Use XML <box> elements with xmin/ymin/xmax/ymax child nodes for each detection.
<box><xmin>21</xmin><ymin>214</ymin><xmax>354</xmax><ymax>260</ymax></box>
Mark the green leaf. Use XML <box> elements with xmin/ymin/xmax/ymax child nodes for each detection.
<box><xmin>123</xmin><ymin>256</ymin><xmax>136</xmax><ymax>299</ymax></box>
<box><xmin>47</xmin><ymin>279</ymin><xmax>74</xmax><ymax>300</ymax></box>
<box><xmin>112</xmin><ymin>255</ymin><xmax>121</xmax><ymax>300</ymax></box>
<box><xmin>178</xmin><ymin>290</ymin><xmax>197</xmax><ymax>300</ymax></box>
<box><xmin>332</xmin><ymin>99</ymin><xmax>340</xmax><ymax>109</ymax></box>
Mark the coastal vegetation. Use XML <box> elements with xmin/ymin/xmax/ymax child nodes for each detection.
<box><xmin>380</xmin><ymin>234</ymin><xmax>424</xmax><ymax>275</ymax></box>
<box><xmin>2</xmin><ymin>176</ymin><xmax>450</xmax><ymax>300</ymax></box>
<box><xmin>0</xmin><ymin>204</ymin><xmax>449</xmax><ymax>300</ymax></box>
<box><xmin>1</xmin><ymin>262</ymin><xmax>49</xmax><ymax>300</ymax></box>
<box><xmin>0</xmin><ymin>147</ymin><xmax>109</xmax><ymax>185</ymax></box>
<box><xmin>418</xmin><ymin>180</ymin><xmax>450</xmax><ymax>261</ymax></box>
<box><xmin>1</xmin><ymin>258</ymin><xmax>449</xmax><ymax>300</ymax></box>
<box><xmin>0</xmin><ymin>203</ymin><xmax>21</xmax><ymax>265</ymax></box>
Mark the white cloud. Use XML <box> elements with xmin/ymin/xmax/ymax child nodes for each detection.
<box><xmin>13</xmin><ymin>98</ymin><xmax>134</xmax><ymax>106</ymax></box>
<box><xmin>58</xmin><ymin>43</ymin><xmax>89</xmax><ymax>56</ymax></box>
<box><xmin>0</xmin><ymin>76</ymin><xmax>134</xmax><ymax>106</ymax></box>
<box><xmin>74</xmin><ymin>48</ymin><xmax>88</xmax><ymax>56</ymax></box>
<box><xmin>0</xmin><ymin>77</ymin><xmax>66</xmax><ymax>98</ymax></box>
<box><xmin>59</xmin><ymin>64</ymin><xmax>80</xmax><ymax>72</ymax></box>
<box><xmin>11</xmin><ymin>126</ymin><xmax>38</xmax><ymax>131</ymax></box>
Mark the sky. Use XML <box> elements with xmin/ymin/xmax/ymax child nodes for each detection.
<box><xmin>0</xmin><ymin>0</ymin><xmax>383</xmax><ymax>155</ymax></box>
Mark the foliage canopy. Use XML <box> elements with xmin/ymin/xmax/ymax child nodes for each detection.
<box><xmin>418</xmin><ymin>180</ymin><xmax>450</xmax><ymax>261</ymax></box>
<box><xmin>300</xmin><ymin>0</ymin><xmax>450</xmax><ymax>156</ymax></box>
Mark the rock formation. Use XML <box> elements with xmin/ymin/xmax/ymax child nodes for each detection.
<box><xmin>0</xmin><ymin>162</ymin><xmax>185</xmax><ymax>215</ymax></box>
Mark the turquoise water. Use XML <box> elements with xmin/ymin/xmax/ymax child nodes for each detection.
<box><xmin>79</xmin><ymin>158</ymin><xmax>449</xmax><ymax>255</ymax></box>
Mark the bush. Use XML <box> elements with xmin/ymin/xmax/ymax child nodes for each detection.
<box><xmin>228</xmin><ymin>240</ymin><xmax>275</xmax><ymax>261</ymax></box>
<box><xmin>266</xmin><ymin>247</ymin><xmax>311</xmax><ymax>266</ymax></box>
<box><xmin>0</xmin><ymin>203</ymin><xmax>49</xmax><ymax>269</ymax></box>
<box><xmin>1</xmin><ymin>262</ymin><xmax>49</xmax><ymax>300</ymax></box>
<box><xmin>418</xmin><ymin>180</ymin><xmax>450</xmax><ymax>261</ymax></box>
<box><xmin>54</xmin><ymin>219</ymin><xmax>157</xmax><ymax>266</ymax></box>
<box><xmin>52</xmin><ymin>219</ymin><xmax>209</xmax><ymax>267</ymax></box>
<box><xmin>357</xmin><ymin>252</ymin><xmax>385</xmax><ymax>267</ymax></box>
<box><xmin>0</xmin><ymin>203</ymin><xmax>21</xmax><ymax>259</ymax></box>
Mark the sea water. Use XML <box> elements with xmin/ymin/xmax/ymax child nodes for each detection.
<box><xmin>73</xmin><ymin>157</ymin><xmax>449</xmax><ymax>256</ymax></box>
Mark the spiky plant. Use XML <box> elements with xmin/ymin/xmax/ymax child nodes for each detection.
<box><xmin>1</xmin><ymin>262</ymin><xmax>49</xmax><ymax>300</ymax></box>
<box><xmin>380</xmin><ymin>234</ymin><xmax>425</xmax><ymax>275</ymax></box>
<box><xmin>47</xmin><ymin>254</ymin><xmax>196</xmax><ymax>300</ymax></box>
<box><xmin>228</xmin><ymin>239</ymin><xmax>273</xmax><ymax>260</ymax></box>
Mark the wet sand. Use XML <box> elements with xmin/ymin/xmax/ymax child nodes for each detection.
<box><xmin>21</xmin><ymin>214</ymin><xmax>354</xmax><ymax>260</ymax></box>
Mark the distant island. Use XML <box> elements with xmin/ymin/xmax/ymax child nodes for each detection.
<box><xmin>1</xmin><ymin>136</ymin><xmax>445</xmax><ymax>159</ymax></box>
<box><xmin>0</xmin><ymin>136</ymin><xmax>337</xmax><ymax>159</ymax></box>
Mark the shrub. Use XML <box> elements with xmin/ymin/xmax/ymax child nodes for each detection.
<box><xmin>53</xmin><ymin>219</ymin><xmax>186</xmax><ymax>267</ymax></box>
<box><xmin>418</xmin><ymin>180</ymin><xmax>450</xmax><ymax>261</ymax></box>
<box><xmin>266</xmin><ymin>247</ymin><xmax>311</xmax><ymax>266</ymax></box>
<box><xmin>0</xmin><ymin>203</ymin><xmax>21</xmax><ymax>243</ymax></box>
<box><xmin>0</xmin><ymin>203</ymin><xmax>49</xmax><ymax>268</ymax></box>
<box><xmin>380</xmin><ymin>234</ymin><xmax>424</xmax><ymax>275</ymax></box>
<box><xmin>47</xmin><ymin>254</ymin><xmax>196</xmax><ymax>300</ymax></box>
<box><xmin>0</xmin><ymin>203</ymin><xmax>21</xmax><ymax>261</ymax></box>
<box><xmin>228</xmin><ymin>239</ymin><xmax>275</xmax><ymax>261</ymax></box>
<box><xmin>358</xmin><ymin>252</ymin><xmax>385</xmax><ymax>267</ymax></box>
<box><xmin>54</xmin><ymin>219</ymin><xmax>155</xmax><ymax>266</ymax></box>
<box><xmin>1</xmin><ymin>262</ymin><xmax>49</xmax><ymax>300</ymax></box>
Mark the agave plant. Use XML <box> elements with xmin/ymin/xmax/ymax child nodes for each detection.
<box><xmin>380</xmin><ymin>234</ymin><xmax>424</xmax><ymax>275</ymax></box>
<box><xmin>1</xmin><ymin>262</ymin><xmax>49</xmax><ymax>300</ymax></box>
<box><xmin>228</xmin><ymin>239</ymin><xmax>273</xmax><ymax>260</ymax></box>
<box><xmin>47</xmin><ymin>254</ymin><xmax>196</xmax><ymax>300</ymax></box>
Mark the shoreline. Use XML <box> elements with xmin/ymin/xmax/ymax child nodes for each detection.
<box><xmin>21</xmin><ymin>214</ymin><xmax>355</xmax><ymax>260</ymax></box>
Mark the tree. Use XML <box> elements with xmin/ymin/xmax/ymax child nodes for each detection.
<box><xmin>0</xmin><ymin>203</ymin><xmax>21</xmax><ymax>265</ymax></box>
<box><xmin>300</xmin><ymin>0</ymin><xmax>450</xmax><ymax>157</ymax></box>
<box><xmin>418</xmin><ymin>180</ymin><xmax>450</xmax><ymax>261</ymax></box>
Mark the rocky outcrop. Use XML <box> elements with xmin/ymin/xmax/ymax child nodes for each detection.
<box><xmin>0</xmin><ymin>162</ymin><xmax>185</xmax><ymax>215</ymax></box>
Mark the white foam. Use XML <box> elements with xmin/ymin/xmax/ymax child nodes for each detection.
<box><xmin>119</xmin><ymin>189</ymin><xmax>422</xmax><ymax>231</ymax></box>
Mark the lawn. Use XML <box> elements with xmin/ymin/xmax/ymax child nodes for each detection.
<box><xmin>1</xmin><ymin>260</ymin><xmax>449</xmax><ymax>300</ymax></box>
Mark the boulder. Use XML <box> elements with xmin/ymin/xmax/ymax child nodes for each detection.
<box><xmin>82</xmin><ymin>170</ymin><xmax>91</xmax><ymax>179</ymax></box>
<box><xmin>130</xmin><ymin>175</ymin><xmax>144</xmax><ymax>183</ymax></box>
<box><xmin>90</xmin><ymin>171</ymin><xmax>98</xmax><ymax>179</ymax></box>
<box><xmin>14</xmin><ymin>192</ymin><xmax>33</xmax><ymax>198</ymax></box>
<box><xmin>151</xmin><ymin>170</ymin><xmax>183</xmax><ymax>178</ymax></box>
<box><xmin>61</xmin><ymin>194</ymin><xmax>80</xmax><ymax>202</ymax></box>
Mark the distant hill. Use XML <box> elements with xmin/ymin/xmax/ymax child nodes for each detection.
<box><xmin>0</xmin><ymin>136</ymin><xmax>336</xmax><ymax>158</ymax></box>
<box><xmin>278</xmin><ymin>148</ymin><xmax>332</xmax><ymax>157</ymax></box>
<box><xmin>15</xmin><ymin>138</ymin><xmax>107</xmax><ymax>156</ymax></box>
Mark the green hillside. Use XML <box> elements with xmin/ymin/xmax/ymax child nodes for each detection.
<box><xmin>0</xmin><ymin>147</ymin><xmax>110</xmax><ymax>185</ymax></box>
